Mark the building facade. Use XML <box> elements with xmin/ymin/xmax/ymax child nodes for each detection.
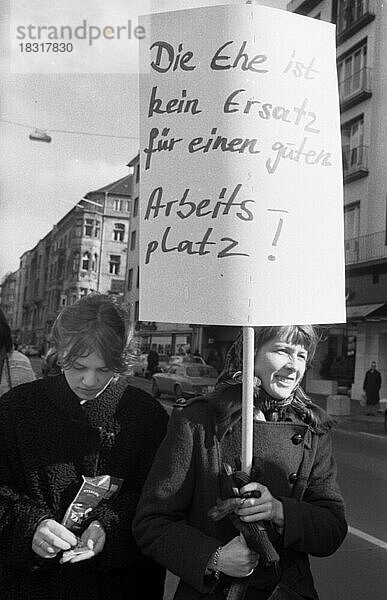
<box><xmin>5</xmin><ymin>175</ymin><xmax>132</xmax><ymax>350</ymax></box>
<box><xmin>0</xmin><ymin>271</ymin><xmax>18</xmax><ymax>332</ymax></box>
<box><xmin>124</xmin><ymin>154</ymin><xmax>194</xmax><ymax>358</ymax></box>
<box><xmin>287</xmin><ymin>0</ymin><xmax>387</xmax><ymax>399</ymax></box>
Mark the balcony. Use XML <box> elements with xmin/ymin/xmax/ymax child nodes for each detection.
<box><xmin>342</xmin><ymin>144</ymin><xmax>369</xmax><ymax>183</ymax></box>
<box><xmin>286</xmin><ymin>0</ymin><xmax>321</xmax><ymax>14</ymax></box>
<box><xmin>339</xmin><ymin>67</ymin><xmax>372</xmax><ymax>112</ymax></box>
<box><xmin>345</xmin><ymin>231</ymin><xmax>387</xmax><ymax>266</ymax></box>
<box><xmin>337</xmin><ymin>0</ymin><xmax>376</xmax><ymax>45</ymax></box>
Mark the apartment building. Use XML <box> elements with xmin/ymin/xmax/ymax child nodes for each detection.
<box><xmin>7</xmin><ymin>175</ymin><xmax>131</xmax><ymax>349</ymax></box>
<box><xmin>0</xmin><ymin>270</ymin><xmax>18</xmax><ymax>331</ymax></box>
<box><xmin>287</xmin><ymin>0</ymin><xmax>387</xmax><ymax>399</ymax></box>
<box><xmin>124</xmin><ymin>154</ymin><xmax>195</xmax><ymax>357</ymax></box>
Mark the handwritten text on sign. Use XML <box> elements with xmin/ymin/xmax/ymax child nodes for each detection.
<box><xmin>138</xmin><ymin>5</ymin><xmax>346</xmax><ymax>326</ymax></box>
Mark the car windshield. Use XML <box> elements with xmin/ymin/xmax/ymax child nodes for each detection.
<box><xmin>186</xmin><ymin>366</ymin><xmax>217</xmax><ymax>378</ymax></box>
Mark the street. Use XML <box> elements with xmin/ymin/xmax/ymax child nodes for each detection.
<box><xmin>311</xmin><ymin>427</ymin><xmax>387</xmax><ymax>599</ymax></box>
<box><xmin>126</xmin><ymin>375</ymin><xmax>387</xmax><ymax>600</ymax></box>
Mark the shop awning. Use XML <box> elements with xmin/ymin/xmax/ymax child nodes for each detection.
<box><xmin>346</xmin><ymin>303</ymin><xmax>386</xmax><ymax>320</ymax></box>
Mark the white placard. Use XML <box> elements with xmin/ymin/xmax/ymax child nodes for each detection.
<box><xmin>139</xmin><ymin>4</ymin><xmax>346</xmax><ymax>326</ymax></box>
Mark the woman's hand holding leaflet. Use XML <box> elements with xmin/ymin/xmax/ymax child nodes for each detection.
<box><xmin>32</xmin><ymin>518</ymin><xmax>78</xmax><ymax>558</ymax></box>
<box><xmin>60</xmin><ymin>520</ymin><xmax>106</xmax><ymax>564</ymax></box>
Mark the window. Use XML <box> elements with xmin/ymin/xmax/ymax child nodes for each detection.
<box><xmin>133</xmin><ymin>197</ymin><xmax>139</xmax><ymax>217</ymax></box>
<box><xmin>342</xmin><ymin>116</ymin><xmax>364</xmax><ymax>171</ymax></box>
<box><xmin>109</xmin><ymin>254</ymin><xmax>121</xmax><ymax>275</ymax></box>
<box><xmin>72</xmin><ymin>251</ymin><xmax>80</xmax><ymax>273</ymax></box>
<box><xmin>372</xmin><ymin>272</ymin><xmax>379</xmax><ymax>285</ymax></box>
<box><xmin>134</xmin><ymin>301</ymin><xmax>139</xmax><ymax>321</ymax></box>
<box><xmin>113</xmin><ymin>223</ymin><xmax>125</xmax><ymax>242</ymax></box>
<box><xmin>81</xmin><ymin>252</ymin><xmax>90</xmax><ymax>270</ymax></box>
<box><xmin>337</xmin><ymin>0</ymin><xmax>372</xmax><ymax>36</ymax></box>
<box><xmin>344</xmin><ymin>203</ymin><xmax>360</xmax><ymax>262</ymax></box>
<box><xmin>338</xmin><ymin>44</ymin><xmax>367</xmax><ymax>100</ymax></box>
<box><xmin>75</xmin><ymin>218</ymin><xmax>83</xmax><ymax>237</ymax></box>
<box><xmin>344</xmin><ymin>203</ymin><xmax>360</xmax><ymax>240</ymax></box>
<box><xmin>84</xmin><ymin>219</ymin><xmax>94</xmax><ymax>237</ymax></box>
<box><xmin>92</xmin><ymin>253</ymin><xmax>98</xmax><ymax>272</ymax></box>
<box><xmin>80</xmin><ymin>288</ymin><xmax>88</xmax><ymax>296</ymax></box>
<box><xmin>94</xmin><ymin>221</ymin><xmax>101</xmax><ymax>238</ymax></box>
<box><xmin>128</xmin><ymin>268</ymin><xmax>133</xmax><ymax>291</ymax></box>
<box><xmin>136</xmin><ymin>266</ymin><xmax>140</xmax><ymax>288</ymax></box>
<box><xmin>136</xmin><ymin>164</ymin><xmax>140</xmax><ymax>183</ymax></box>
<box><xmin>130</xmin><ymin>230</ymin><xmax>137</xmax><ymax>251</ymax></box>
<box><xmin>113</xmin><ymin>199</ymin><xmax>123</xmax><ymax>211</ymax></box>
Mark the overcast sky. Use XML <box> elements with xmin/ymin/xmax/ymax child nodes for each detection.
<box><xmin>0</xmin><ymin>0</ymin><xmax>289</xmax><ymax>279</ymax></box>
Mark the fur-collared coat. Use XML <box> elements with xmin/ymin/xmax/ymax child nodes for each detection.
<box><xmin>133</xmin><ymin>385</ymin><xmax>347</xmax><ymax>600</ymax></box>
<box><xmin>0</xmin><ymin>375</ymin><xmax>168</xmax><ymax>600</ymax></box>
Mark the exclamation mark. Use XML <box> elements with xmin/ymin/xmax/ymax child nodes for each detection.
<box><xmin>268</xmin><ymin>218</ymin><xmax>284</xmax><ymax>261</ymax></box>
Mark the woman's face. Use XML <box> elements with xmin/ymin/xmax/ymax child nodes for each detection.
<box><xmin>63</xmin><ymin>351</ymin><xmax>114</xmax><ymax>401</ymax></box>
<box><xmin>254</xmin><ymin>335</ymin><xmax>308</xmax><ymax>400</ymax></box>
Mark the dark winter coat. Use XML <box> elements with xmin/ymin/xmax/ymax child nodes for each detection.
<box><xmin>363</xmin><ymin>369</ymin><xmax>382</xmax><ymax>405</ymax></box>
<box><xmin>133</xmin><ymin>385</ymin><xmax>347</xmax><ymax>600</ymax></box>
<box><xmin>0</xmin><ymin>374</ymin><xmax>168</xmax><ymax>600</ymax></box>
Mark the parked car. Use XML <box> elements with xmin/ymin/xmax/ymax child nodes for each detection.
<box><xmin>168</xmin><ymin>354</ymin><xmax>206</xmax><ymax>366</ymax></box>
<box><xmin>152</xmin><ymin>363</ymin><xmax>218</xmax><ymax>400</ymax></box>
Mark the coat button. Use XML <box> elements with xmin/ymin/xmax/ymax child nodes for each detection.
<box><xmin>291</xmin><ymin>433</ymin><xmax>303</xmax><ymax>445</ymax></box>
<box><xmin>289</xmin><ymin>473</ymin><xmax>298</xmax><ymax>484</ymax></box>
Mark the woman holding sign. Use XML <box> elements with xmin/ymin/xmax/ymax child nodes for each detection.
<box><xmin>133</xmin><ymin>325</ymin><xmax>347</xmax><ymax>599</ymax></box>
<box><xmin>0</xmin><ymin>294</ymin><xmax>168</xmax><ymax>600</ymax></box>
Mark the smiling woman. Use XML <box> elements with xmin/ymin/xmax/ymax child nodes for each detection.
<box><xmin>133</xmin><ymin>325</ymin><xmax>347</xmax><ymax>600</ymax></box>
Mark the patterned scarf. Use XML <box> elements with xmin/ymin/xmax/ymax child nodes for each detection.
<box><xmin>212</xmin><ymin>330</ymin><xmax>333</xmax><ymax>434</ymax></box>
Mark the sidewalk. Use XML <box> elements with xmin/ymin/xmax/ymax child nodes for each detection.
<box><xmin>310</xmin><ymin>393</ymin><xmax>386</xmax><ymax>435</ymax></box>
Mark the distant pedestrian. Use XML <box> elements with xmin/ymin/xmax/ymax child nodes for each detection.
<box><xmin>363</xmin><ymin>361</ymin><xmax>382</xmax><ymax>416</ymax></box>
<box><xmin>0</xmin><ymin>308</ymin><xmax>36</xmax><ymax>397</ymax></box>
<box><xmin>206</xmin><ymin>348</ymin><xmax>223</xmax><ymax>374</ymax></box>
<box><xmin>147</xmin><ymin>349</ymin><xmax>159</xmax><ymax>377</ymax></box>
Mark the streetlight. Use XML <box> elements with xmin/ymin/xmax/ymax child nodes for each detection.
<box><xmin>29</xmin><ymin>129</ymin><xmax>52</xmax><ymax>143</ymax></box>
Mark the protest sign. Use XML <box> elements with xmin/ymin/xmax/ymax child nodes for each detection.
<box><xmin>139</xmin><ymin>4</ymin><xmax>346</xmax><ymax>326</ymax></box>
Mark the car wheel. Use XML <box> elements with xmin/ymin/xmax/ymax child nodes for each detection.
<box><xmin>152</xmin><ymin>379</ymin><xmax>160</xmax><ymax>398</ymax></box>
<box><xmin>174</xmin><ymin>384</ymin><xmax>184</xmax><ymax>400</ymax></box>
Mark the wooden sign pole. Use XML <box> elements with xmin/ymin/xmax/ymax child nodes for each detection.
<box><xmin>241</xmin><ymin>326</ymin><xmax>255</xmax><ymax>474</ymax></box>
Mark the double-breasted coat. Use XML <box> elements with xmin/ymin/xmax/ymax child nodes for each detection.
<box><xmin>133</xmin><ymin>385</ymin><xmax>347</xmax><ymax>600</ymax></box>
